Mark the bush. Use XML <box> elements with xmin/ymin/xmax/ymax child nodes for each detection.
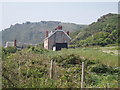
<box><xmin>28</xmin><ymin>46</ymin><xmax>49</xmax><ymax>54</ymax></box>
<box><xmin>3</xmin><ymin>47</ymin><xmax>17</xmax><ymax>54</ymax></box>
<box><xmin>90</xmin><ymin>64</ymin><xmax>120</xmax><ymax>74</ymax></box>
<box><xmin>52</xmin><ymin>54</ymin><xmax>83</xmax><ymax>67</ymax></box>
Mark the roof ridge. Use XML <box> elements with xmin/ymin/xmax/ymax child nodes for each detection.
<box><xmin>44</xmin><ymin>30</ymin><xmax>71</xmax><ymax>41</ymax></box>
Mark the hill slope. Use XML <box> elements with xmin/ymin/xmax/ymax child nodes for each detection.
<box><xmin>72</xmin><ymin>13</ymin><xmax>119</xmax><ymax>46</ymax></box>
<box><xmin>1</xmin><ymin>21</ymin><xmax>86</xmax><ymax>46</ymax></box>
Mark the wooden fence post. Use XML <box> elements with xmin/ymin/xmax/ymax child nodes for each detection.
<box><xmin>50</xmin><ymin>59</ymin><xmax>53</xmax><ymax>79</ymax></box>
<box><xmin>54</xmin><ymin>60</ymin><xmax>56</xmax><ymax>79</ymax></box>
<box><xmin>81</xmin><ymin>62</ymin><xmax>85</xmax><ymax>88</ymax></box>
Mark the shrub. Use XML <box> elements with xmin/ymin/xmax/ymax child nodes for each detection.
<box><xmin>28</xmin><ymin>46</ymin><xmax>49</xmax><ymax>54</ymax></box>
<box><xmin>3</xmin><ymin>47</ymin><xmax>17</xmax><ymax>54</ymax></box>
<box><xmin>90</xmin><ymin>64</ymin><xmax>109</xmax><ymax>73</ymax></box>
<box><xmin>90</xmin><ymin>64</ymin><xmax>120</xmax><ymax>74</ymax></box>
<box><xmin>52</xmin><ymin>54</ymin><xmax>83</xmax><ymax>67</ymax></box>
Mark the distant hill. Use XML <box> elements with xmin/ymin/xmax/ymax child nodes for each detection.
<box><xmin>2</xmin><ymin>13</ymin><xmax>118</xmax><ymax>47</ymax></box>
<box><xmin>72</xmin><ymin>13</ymin><xmax>119</xmax><ymax>46</ymax></box>
<box><xmin>1</xmin><ymin>21</ymin><xmax>87</xmax><ymax>46</ymax></box>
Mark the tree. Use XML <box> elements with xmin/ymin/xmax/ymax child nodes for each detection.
<box><xmin>104</xmin><ymin>38</ymin><xmax>113</xmax><ymax>44</ymax></box>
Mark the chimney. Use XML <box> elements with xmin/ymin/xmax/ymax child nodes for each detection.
<box><xmin>58</xmin><ymin>26</ymin><xmax>62</xmax><ymax>30</ymax></box>
<box><xmin>45</xmin><ymin>31</ymin><xmax>48</xmax><ymax>37</ymax></box>
<box><xmin>67</xmin><ymin>31</ymin><xmax>69</xmax><ymax>35</ymax></box>
<box><xmin>55</xmin><ymin>26</ymin><xmax>62</xmax><ymax>30</ymax></box>
<box><xmin>14</xmin><ymin>40</ymin><xmax>17</xmax><ymax>47</ymax></box>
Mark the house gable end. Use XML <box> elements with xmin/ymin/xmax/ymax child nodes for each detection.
<box><xmin>44</xmin><ymin>30</ymin><xmax>71</xmax><ymax>41</ymax></box>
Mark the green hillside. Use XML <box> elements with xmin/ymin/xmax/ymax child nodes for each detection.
<box><xmin>1</xmin><ymin>21</ymin><xmax>86</xmax><ymax>46</ymax></box>
<box><xmin>72</xmin><ymin>13</ymin><xmax>119</xmax><ymax>47</ymax></box>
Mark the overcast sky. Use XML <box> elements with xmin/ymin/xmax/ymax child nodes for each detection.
<box><xmin>0</xmin><ymin>2</ymin><xmax>118</xmax><ymax>30</ymax></box>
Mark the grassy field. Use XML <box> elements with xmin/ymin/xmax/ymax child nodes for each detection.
<box><xmin>2</xmin><ymin>46</ymin><xmax>119</xmax><ymax>88</ymax></box>
<box><xmin>47</xmin><ymin>46</ymin><xmax>118</xmax><ymax>67</ymax></box>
